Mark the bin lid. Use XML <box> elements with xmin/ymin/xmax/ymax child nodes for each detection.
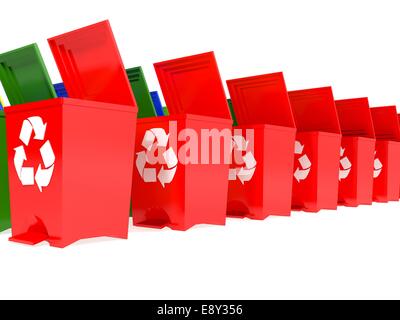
<box><xmin>154</xmin><ymin>52</ymin><xmax>231</xmax><ymax>119</ymax></box>
<box><xmin>288</xmin><ymin>87</ymin><xmax>341</xmax><ymax>134</ymax></box>
<box><xmin>48</xmin><ymin>20</ymin><xmax>137</xmax><ymax>108</ymax></box>
<box><xmin>0</xmin><ymin>44</ymin><xmax>56</xmax><ymax>106</ymax></box>
<box><xmin>53</xmin><ymin>82</ymin><xmax>69</xmax><ymax>98</ymax></box>
<box><xmin>126</xmin><ymin>66</ymin><xmax>157</xmax><ymax>118</ymax></box>
<box><xmin>335</xmin><ymin>98</ymin><xmax>375</xmax><ymax>138</ymax></box>
<box><xmin>227</xmin><ymin>99</ymin><xmax>238</xmax><ymax>126</ymax></box>
<box><xmin>370</xmin><ymin>106</ymin><xmax>400</xmax><ymax>141</ymax></box>
<box><xmin>226</xmin><ymin>72</ymin><xmax>295</xmax><ymax>127</ymax></box>
<box><xmin>150</xmin><ymin>91</ymin><xmax>165</xmax><ymax>116</ymax></box>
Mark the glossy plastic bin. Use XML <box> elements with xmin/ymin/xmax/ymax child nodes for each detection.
<box><xmin>370</xmin><ymin>106</ymin><xmax>400</xmax><ymax>202</ymax></box>
<box><xmin>226</xmin><ymin>73</ymin><xmax>296</xmax><ymax>219</ymax></box>
<box><xmin>335</xmin><ymin>98</ymin><xmax>376</xmax><ymax>206</ymax></box>
<box><xmin>289</xmin><ymin>87</ymin><xmax>342</xmax><ymax>212</ymax></box>
<box><xmin>0</xmin><ymin>111</ymin><xmax>10</xmax><ymax>231</ymax></box>
<box><xmin>132</xmin><ymin>52</ymin><xmax>232</xmax><ymax>230</ymax></box>
<box><xmin>6</xmin><ymin>21</ymin><xmax>137</xmax><ymax>247</ymax></box>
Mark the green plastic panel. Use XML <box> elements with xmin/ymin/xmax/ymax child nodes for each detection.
<box><xmin>163</xmin><ymin>106</ymin><xmax>169</xmax><ymax>116</ymax></box>
<box><xmin>126</xmin><ymin>67</ymin><xmax>157</xmax><ymax>118</ymax></box>
<box><xmin>227</xmin><ymin>99</ymin><xmax>238</xmax><ymax>126</ymax></box>
<box><xmin>0</xmin><ymin>44</ymin><xmax>56</xmax><ymax>106</ymax></box>
<box><xmin>0</xmin><ymin>111</ymin><xmax>10</xmax><ymax>231</ymax></box>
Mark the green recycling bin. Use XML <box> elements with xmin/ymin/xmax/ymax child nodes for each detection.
<box><xmin>0</xmin><ymin>111</ymin><xmax>10</xmax><ymax>231</ymax></box>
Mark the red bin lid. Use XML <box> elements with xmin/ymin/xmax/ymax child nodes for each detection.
<box><xmin>288</xmin><ymin>87</ymin><xmax>341</xmax><ymax>134</ymax></box>
<box><xmin>48</xmin><ymin>20</ymin><xmax>137</xmax><ymax>108</ymax></box>
<box><xmin>154</xmin><ymin>52</ymin><xmax>231</xmax><ymax>119</ymax></box>
<box><xmin>370</xmin><ymin>106</ymin><xmax>400</xmax><ymax>141</ymax></box>
<box><xmin>335</xmin><ymin>98</ymin><xmax>375</xmax><ymax>138</ymax></box>
<box><xmin>226</xmin><ymin>72</ymin><xmax>296</xmax><ymax>127</ymax></box>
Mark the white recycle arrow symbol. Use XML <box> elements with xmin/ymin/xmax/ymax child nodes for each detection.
<box><xmin>339</xmin><ymin>147</ymin><xmax>352</xmax><ymax>181</ymax></box>
<box><xmin>374</xmin><ymin>155</ymin><xmax>383</xmax><ymax>179</ymax></box>
<box><xmin>14</xmin><ymin>116</ymin><xmax>55</xmax><ymax>192</ymax></box>
<box><xmin>158</xmin><ymin>147</ymin><xmax>178</xmax><ymax>187</ymax></box>
<box><xmin>229</xmin><ymin>135</ymin><xmax>257</xmax><ymax>184</ymax></box>
<box><xmin>142</xmin><ymin>128</ymin><xmax>169</xmax><ymax>150</ymax></box>
<box><xmin>35</xmin><ymin>140</ymin><xmax>56</xmax><ymax>192</ymax></box>
<box><xmin>295</xmin><ymin>140</ymin><xmax>304</xmax><ymax>155</ymax></box>
<box><xmin>137</xmin><ymin>128</ymin><xmax>178</xmax><ymax>187</ymax></box>
<box><xmin>14</xmin><ymin>146</ymin><xmax>35</xmax><ymax>186</ymax></box>
<box><xmin>19</xmin><ymin>116</ymin><xmax>47</xmax><ymax>146</ymax></box>
<box><xmin>294</xmin><ymin>140</ymin><xmax>311</xmax><ymax>182</ymax></box>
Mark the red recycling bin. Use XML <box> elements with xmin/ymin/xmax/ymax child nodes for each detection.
<box><xmin>288</xmin><ymin>87</ymin><xmax>342</xmax><ymax>212</ymax></box>
<box><xmin>335</xmin><ymin>98</ymin><xmax>376</xmax><ymax>206</ymax></box>
<box><xmin>7</xmin><ymin>21</ymin><xmax>137</xmax><ymax>247</ymax></box>
<box><xmin>131</xmin><ymin>52</ymin><xmax>232</xmax><ymax>230</ymax></box>
<box><xmin>226</xmin><ymin>73</ymin><xmax>296</xmax><ymax>219</ymax></box>
<box><xmin>370</xmin><ymin>106</ymin><xmax>400</xmax><ymax>202</ymax></box>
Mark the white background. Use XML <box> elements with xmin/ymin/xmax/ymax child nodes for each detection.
<box><xmin>0</xmin><ymin>0</ymin><xmax>400</xmax><ymax>299</ymax></box>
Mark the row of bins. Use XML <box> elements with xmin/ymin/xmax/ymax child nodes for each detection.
<box><xmin>0</xmin><ymin>20</ymin><xmax>398</xmax><ymax>247</ymax></box>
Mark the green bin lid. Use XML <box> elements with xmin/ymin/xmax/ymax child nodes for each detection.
<box><xmin>126</xmin><ymin>67</ymin><xmax>157</xmax><ymax>118</ymax></box>
<box><xmin>0</xmin><ymin>44</ymin><xmax>56</xmax><ymax>105</ymax></box>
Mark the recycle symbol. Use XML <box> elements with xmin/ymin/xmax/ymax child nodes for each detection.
<box><xmin>294</xmin><ymin>140</ymin><xmax>311</xmax><ymax>182</ymax></box>
<box><xmin>13</xmin><ymin>116</ymin><xmax>55</xmax><ymax>192</ymax></box>
<box><xmin>136</xmin><ymin>128</ymin><xmax>178</xmax><ymax>188</ymax></box>
<box><xmin>373</xmin><ymin>151</ymin><xmax>383</xmax><ymax>179</ymax></box>
<box><xmin>339</xmin><ymin>147</ymin><xmax>352</xmax><ymax>181</ymax></box>
<box><xmin>229</xmin><ymin>135</ymin><xmax>257</xmax><ymax>184</ymax></box>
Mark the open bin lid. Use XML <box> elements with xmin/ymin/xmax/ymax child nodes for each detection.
<box><xmin>370</xmin><ymin>106</ymin><xmax>400</xmax><ymax>141</ymax></box>
<box><xmin>0</xmin><ymin>44</ymin><xmax>56</xmax><ymax>106</ymax></box>
<box><xmin>53</xmin><ymin>82</ymin><xmax>68</xmax><ymax>98</ymax></box>
<box><xmin>335</xmin><ymin>98</ymin><xmax>375</xmax><ymax>138</ymax></box>
<box><xmin>288</xmin><ymin>87</ymin><xmax>341</xmax><ymax>134</ymax></box>
<box><xmin>126</xmin><ymin>66</ymin><xmax>157</xmax><ymax>118</ymax></box>
<box><xmin>150</xmin><ymin>91</ymin><xmax>165</xmax><ymax>116</ymax></box>
<box><xmin>154</xmin><ymin>52</ymin><xmax>231</xmax><ymax>119</ymax></box>
<box><xmin>48</xmin><ymin>20</ymin><xmax>137</xmax><ymax>108</ymax></box>
<box><xmin>226</xmin><ymin>72</ymin><xmax>295</xmax><ymax>128</ymax></box>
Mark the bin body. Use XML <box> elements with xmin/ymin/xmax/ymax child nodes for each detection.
<box><xmin>0</xmin><ymin>111</ymin><xmax>11</xmax><ymax>231</ymax></box>
<box><xmin>6</xmin><ymin>98</ymin><xmax>136</xmax><ymax>247</ymax></box>
<box><xmin>227</xmin><ymin>124</ymin><xmax>296</xmax><ymax>219</ymax></box>
<box><xmin>292</xmin><ymin>131</ymin><xmax>341</xmax><ymax>212</ymax></box>
<box><xmin>373</xmin><ymin>140</ymin><xmax>400</xmax><ymax>202</ymax></box>
<box><xmin>338</xmin><ymin>136</ymin><xmax>375</xmax><ymax>206</ymax></box>
<box><xmin>132</xmin><ymin>114</ymin><xmax>231</xmax><ymax>230</ymax></box>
